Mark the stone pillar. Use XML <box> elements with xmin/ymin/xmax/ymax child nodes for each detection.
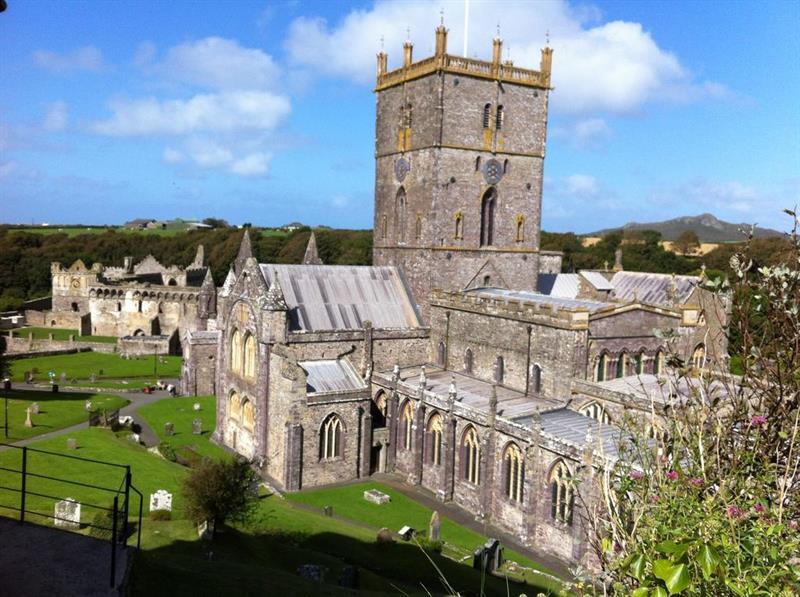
<box><xmin>480</xmin><ymin>386</ymin><xmax>499</xmax><ymax>518</ymax></box>
<box><xmin>386</xmin><ymin>365</ymin><xmax>401</xmax><ymax>472</ymax></box>
<box><xmin>522</xmin><ymin>441</ymin><xmax>538</xmax><ymax>545</ymax></box>
<box><xmin>442</xmin><ymin>417</ymin><xmax>457</xmax><ymax>501</ymax></box>
<box><xmin>283</xmin><ymin>423</ymin><xmax>304</xmax><ymax>491</ymax></box>
<box><xmin>360</xmin><ymin>410</ymin><xmax>372</xmax><ymax>478</ymax></box>
<box><xmin>412</xmin><ymin>401</ymin><xmax>425</xmax><ymax>485</ymax></box>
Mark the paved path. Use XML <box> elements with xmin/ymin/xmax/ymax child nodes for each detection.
<box><xmin>0</xmin><ymin>383</ymin><xmax>179</xmax><ymax>451</ymax></box>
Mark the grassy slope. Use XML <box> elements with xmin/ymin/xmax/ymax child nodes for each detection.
<box><xmin>288</xmin><ymin>481</ymin><xmax>563</xmax><ymax>589</ymax></box>
<box><xmin>10</xmin><ymin>352</ymin><xmax>182</xmax><ymax>388</ymax></box>
<box><xmin>0</xmin><ymin>389</ymin><xmax>129</xmax><ymax>440</ymax></box>
<box><xmin>10</xmin><ymin>327</ymin><xmax>117</xmax><ymax>343</ymax></box>
<box><xmin>137</xmin><ymin>395</ymin><xmax>227</xmax><ymax>460</ymax></box>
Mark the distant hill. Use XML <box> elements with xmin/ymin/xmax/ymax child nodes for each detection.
<box><xmin>588</xmin><ymin>213</ymin><xmax>783</xmax><ymax>242</ymax></box>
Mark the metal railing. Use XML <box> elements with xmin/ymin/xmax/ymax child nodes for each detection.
<box><xmin>0</xmin><ymin>443</ymin><xmax>143</xmax><ymax>588</ymax></box>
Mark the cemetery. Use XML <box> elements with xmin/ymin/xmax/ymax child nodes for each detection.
<box><xmin>0</xmin><ymin>391</ymin><xmax>565</xmax><ymax>595</ymax></box>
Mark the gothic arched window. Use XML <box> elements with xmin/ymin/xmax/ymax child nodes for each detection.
<box><xmin>454</xmin><ymin>211</ymin><xmax>464</xmax><ymax>240</ymax></box>
<box><xmin>635</xmin><ymin>351</ymin><xmax>645</xmax><ymax>375</ymax></box>
<box><xmin>415</xmin><ymin>214</ymin><xmax>422</xmax><ymax>240</ymax></box>
<box><xmin>482</xmin><ymin>103</ymin><xmax>491</xmax><ymax>129</ymax></box>
<box><xmin>503</xmin><ymin>443</ymin><xmax>524</xmax><ymax>502</ymax></box>
<box><xmin>616</xmin><ymin>352</ymin><xmax>628</xmax><ymax>378</ymax></box>
<box><xmin>480</xmin><ymin>187</ymin><xmax>497</xmax><ymax>247</ymax></box>
<box><xmin>496</xmin><ymin>105</ymin><xmax>504</xmax><ymax>131</ymax></box>
<box><xmin>320</xmin><ymin>414</ymin><xmax>343</xmax><ymax>459</ymax></box>
<box><xmin>243</xmin><ymin>333</ymin><xmax>256</xmax><ymax>380</ymax></box>
<box><xmin>462</xmin><ymin>426</ymin><xmax>480</xmax><ymax>484</ymax></box>
<box><xmin>692</xmin><ymin>344</ymin><xmax>706</xmax><ymax>369</ymax></box>
<box><xmin>396</xmin><ymin>187</ymin><xmax>407</xmax><ymax>243</ymax></box>
<box><xmin>371</xmin><ymin>391</ymin><xmax>387</xmax><ymax>428</ymax></box>
<box><xmin>426</xmin><ymin>412</ymin><xmax>443</xmax><ymax>466</ymax></box>
<box><xmin>495</xmin><ymin>355</ymin><xmax>504</xmax><ymax>384</ymax></box>
<box><xmin>241</xmin><ymin>398</ymin><xmax>254</xmax><ymax>431</ymax></box>
<box><xmin>595</xmin><ymin>353</ymin><xmax>607</xmax><ymax>382</ymax></box>
<box><xmin>437</xmin><ymin>341</ymin><xmax>446</xmax><ymax>367</ymax></box>
<box><xmin>515</xmin><ymin>214</ymin><xmax>525</xmax><ymax>242</ymax></box>
<box><xmin>654</xmin><ymin>349</ymin><xmax>666</xmax><ymax>375</ymax></box>
<box><xmin>230</xmin><ymin>329</ymin><xmax>242</xmax><ymax>374</ymax></box>
<box><xmin>229</xmin><ymin>391</ymin><xmax>241</xmax><ymax>421</ymax></box>
<box><xmin>401</xmin><ymin>401</ymin><xmax>414</xmax><ymax>450</ymax></box>
<box><xmin>531</xmin><ymin>363</ymin><xmax>542</xmax><ymax>394</ymax></box>
<box><xmin>550</xmin><ymin>461</ymin><xmax>574</xmax><ymax>525</ymax></box>
<box><xmin>580</xmin><ymin>401</ymin><xmax>611</xmax><ymax>424</ymax></box>
<box><xmin>464</xmin><ymin>348</ymin><xmax>473</xmax><ymax>374</ymax></box>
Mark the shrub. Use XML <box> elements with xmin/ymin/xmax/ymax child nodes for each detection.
<box><xmin>416</xmin><ymin>538</ymin><xmax>444</xmax><ymax>554</ymax></box>
<box><xmin>88</xmin><ymin>505</ymin><xmax>126</xmax><ymax>541</ymax></box>
<box><xmin>149</xmin><ymin>509</ymin><xmax>171</xmax><ymax>521</ymax></box>
<box><xmin>158</xmin><ymin>441</ymin><xmax>177</xmax><ymax>462</ymax></box>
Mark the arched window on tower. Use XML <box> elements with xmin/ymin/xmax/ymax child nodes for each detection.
<box><xmin>515</xmin><ymin>214</ymin><xmax>525</xmax><ymax>242</ymax></box>
<box><xmin>482</xmin><ymin>103</ymin><xmax>492</xmax><ymax>129</ymax></box>
<box><xmin>462</xmin><ymin>426</ymin><xmax>481</xmax><ymax>484</ymax></box>
<box><xmin>320</xmin><ymin>414</ymin><xmax>343</xmax><ymax>460</ymax></box>
<box><xmin>426</xmin><ymin>412</ymin><xmax>443</xmax><ymax>466</ymax></box>
<box><xmin>550</xmin><ymin>461</ymin><xmax>574</xmax><ymax>525</ymax></box>
<box><xmin>496</xmin><ymin>105</ymin><xmax>504</xmax><ymax>131</ymax></box>
<box><xmin>454</xmin><ymin>211</ymin><xmax>464</xmax><ymax>240</ymax></box>
<box><xmin>415</xmin><ymin>214</ymin><xmax>422</xmax><ymax>240</ymax></box>
<box><xmin>495</xmin><ymin>355</ymin><xmax>504</xmax><ymax>384</ymax></box>
<box><xmin>436</xmin><ymin>341</ymin><xmax>446</xmax><ymax>367</ymax></box>
<box><xmin>480</xmin><ymin>187</ymin><xmax>497</xmax><ymax>247</ymax></box>
<box><xmin>401</xmin><ymin>401</ymin><xmax>414</xmax><ymax>450</ymax></box>
<box><xmin>464</xmin><ymin>348</ymin><xmax>473</xmax><ymax>374</ymax></box>
<box><xmin>531</xmin><ymin>363</ymin><xmax>542</xmax><ymax>394</ymax></box>
<box><xmin>475</xmin><ymin>156</ymin><xmax>481</xmax><ymax>172</ymax></box>
<box><xmin>503</xmin><ymin>443</ymin><xmax>524</xmax><ymax>502</ymax></box>
<box><xmin>396</xmin><ymin>187</ymin><xmax>407</xmax><ymax>243</ymax></box>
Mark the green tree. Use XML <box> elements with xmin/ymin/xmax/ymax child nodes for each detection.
<box><xmin>673</xmin><ymin>230</ymin><xmax>701</xmax><ymax>255</ymax></box>
<box><xmin>182</xmin><ymin>457</ymin><xmax>257</xmax><ymax>540</ymax></box>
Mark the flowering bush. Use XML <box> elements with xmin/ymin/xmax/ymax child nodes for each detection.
<box><xmin>583</xmin><ymin>211</ymin><xmax>800</xmax><ymax>595</ymax></box>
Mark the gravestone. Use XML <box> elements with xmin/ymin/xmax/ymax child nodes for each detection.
<box><xmin>149</xmin><ymin>489</ymin><xmax>173</xmax><ymax>512</ymax></box>
<box><xmin>129</xmin><ymin>433</ymin><xmax>140</xmax><ymax>443</ymax></box>
<box><xmin>398</xmin><ymin>525</ymin><xmax>414</xmax><ymax>541</ymax></box>
<box><xmin>89</xmin><ymin>373</ymin><xmax>97</xmax><ymax>383</ymax></box>
<box><xmin>85</xmin><ymin>400</ymin><xmax>93</xmax><ymax>412</ymax></box>
<box><xmin>297</xmin><ymin>564</ymin><xmax>325</xmax><ymax>583</ymax></box>
<box><xmin>24</xmin><ymin>408</ymin><xmax>33</xmax><ymax>428</ymax></box>
<box><xmin>429</xmin><ymin>510</ymin><xmax>441</xmax><ymax>541</ymax></box>
<box><xmin>192</xmin><ymin>419</ymin><xmax>202</xmax><ymax>435</ymax></box>
<box><xmin>198</xmin><ymin>519</ymin><xmax>214</xmax><ymax>540</ymax></box>
<box><xmin>363</xmin><ymin>489</ymin><xmax>391</xmax><ymax>505</ymax></box>
<box><xmin>29</xmin><ymin>402</ymin><xmax>40</xmax><ymax>415</ymax></box>
<box><xmin>473</xmin><ymin>538</ymin><xmax>504</xmax><ymax>573</ymax></box>
<box><xmin>193</xmin><ymin>403</ymin><xmax>201</xmax><ymax>411</ymax></box>
<box><xmin>66</xmin><ymin>438</ymin><xmax>77</xmax><ymax>450</ymax></box>
<box><xmin>164</xmin><ymin>422</ymin><xmax>174</xmax><ymax>436</ymax></box>
<box><xmin>54</xmin><ymin>498</ymin><xmax>81</xmax><ymax>529</ymax></box>
<box><xmin>323</xmin><ymin>506</ymin><xmax>334</xmax><ymax>517</ymax></box>
<box><xmin>376</xmin><ymin>528</ymin><xmax>394</xmax><ymax>544</ymax></box>
<box><xmin>60</xmin><ymin>372</ymin><xmax>66</xmax><ymax>383</ymax></box>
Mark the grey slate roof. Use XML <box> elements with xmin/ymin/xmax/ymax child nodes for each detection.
<box><xmin>510</xmin><ymin>408</ymin><xmax>623</xmax><ymax>458</ymax></box>
<box><xmin>610</xmin><ymin>271</ymin><xmax>698</xmax><ymax>305</ymax></box>
<box><xmin>580</xmin><ymin>271</ymin><xmax>614</xmax><ymax>291</ymax></box>
<box><xmin>300</xmin><ymin>359</ymin><xmax>367</xmax><ymax>394</ymax></box>
<box><xmin>259</xmin><ymin>264</ymin><xmax>421</xmax><ymax>332</ymax></box>
<box><xmin>466</xmin><ymin>287</ymin><xmax>611</xmax><ymax>313</ymax></box>
<box><xmin>537</xmin><ymin>273</ymin><xmax>580</xmax><ymax>298</ymax></box>
<box><xmin>596</xmin><ymin>373</ymin><xmax>739</xmax><ymax>406</ymax></box>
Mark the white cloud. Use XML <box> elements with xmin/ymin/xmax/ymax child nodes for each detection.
<box><xmin>552</xmin><ymin>117</ymin><xmax>612</xmax><ymax>149</ymax></box>
<box><xmin>331</xmin><ymin>194</ymin><xmax>350</xmax><ymax>208</ymax></box>
<box><xmin>33</xmin><ymin>46</ymin><xmax>106</xmax><ymax>73</ymax></box>
<box><xmin>285</xmin><ymin>0</ymin><xmax>728</xmax><ymax>115</ymax></box>
<box><xmin>651</xmin><ymin>179</ymin><xmax>769</xmax><ymax>215</ymax></box>
<box><xmin>90</xmin><ymin>91</ymin><xmax>290</xmax><ymax>136</ymax></box>
<box><xmin>163</xmin><ymin>147</ymin><xmax>184</xmax><ymax>164</ymax></box>
<box><xmin>565</xmin><ymin>174</ymin><xmax>601</xmax><ymax>197</ymax></box>
<box><xmin>230</xmin><ymin>152</ymin><xmax>271</xmax><ymax>176</ymax></box>
<box><xmin>42</xmin><ymin>101</ymin><xmax>68</xmax><ymax>131</ymax></box>
<box><xmin>148</xmin><ymin>37</ymin><xmax>281</xmax><ymax>90</ymax></box>
<box><xmin>133</xmin><ymin>41</ymin><xmax>157</xmax><ymax>68</ymax></box>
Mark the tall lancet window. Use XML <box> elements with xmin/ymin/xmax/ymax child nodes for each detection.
<box><xmin>396</xmin><ymin>187</ymin><xmax>407</xmax><ymax>243</ymax></box>
<box><xmin>480</xmin><ymin>187</ymin><xmax>497</xmax><ymax>247</ymax></box>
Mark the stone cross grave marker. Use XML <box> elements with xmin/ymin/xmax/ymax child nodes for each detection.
<box><xmin>24</xmin><ymin>408</ymin><xmax>33</xmax><ymax>428</ymax></box>
<box><xmin>85</xmin><ymin>400</ymin><xmax>93</xmax><ymax>412</ymax></box>
<box><xmin>29</xmin><ymin>402</ymin><xmax>40</xmax><ymax>415</ymax></box>
<box><xmin>66</xmin><ymin>438</ymin><xmax>77</xmax><ymax>450</ymax></box>
<box><xmin>149</xmin><ymin>489</ymin><xmax>173</xmax><ymax>512</ymax></box>
<box><xmin>54</xmin><ymin>498</ymin><xmax>81</xmax><ymax>529</ymax></box>
<box><xmin>429</xmin><ymin>510</ymin><xmax>441</xmax><ymax>541</ymax></box>
<box><xmin>192</xmin><ymin>419</ymin><xmax>202</xmax><ymax>435</ymax></box>
<box><xmin>164</xmin><ymin>422</ymin><xmax>174</xmax><ymax>436</ymax></box>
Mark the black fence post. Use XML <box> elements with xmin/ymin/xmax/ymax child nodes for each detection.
<box><xmin>137</xmin><ymin>490</ymin><xmax>143</xmax><ymax>549</ymax></box>
<box><xmin>110</xmin><ymin>495</ymin><xmax>118</xmax><ymax>589</ymax></box>
<box><xmin>123</xmin><ymin>467</ymin><xmax>131</xmax><ymax>544</ymax></box>
<box><xmin>19</xmin><ymin>446</ymin><xmax>27</xmax><ymax>523</ymax></box>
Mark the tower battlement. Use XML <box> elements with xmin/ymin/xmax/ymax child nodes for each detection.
<box><xmin>376</xmin><ymin>26</ymin><xmax>552</xmax><ymax>91</ymax></box>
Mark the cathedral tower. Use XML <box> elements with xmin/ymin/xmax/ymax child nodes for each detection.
<box><xmin>372</xmin><ymin>26</ymin><xmax>561</xmax><ymax>320</ymax></box>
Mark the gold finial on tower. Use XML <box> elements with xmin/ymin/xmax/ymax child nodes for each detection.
<box><xmin>403</xmin><ymin>28</ymin><xmax>413</xmax><ymax>67</ymax></box>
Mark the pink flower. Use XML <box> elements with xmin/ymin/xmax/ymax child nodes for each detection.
<box><xmin>666</xmin><ymin>470</ymin><xmax>679</xmax><ymax>481</ymax></box>
<box><xmin>727</xmin><ymin>505</ymin><xmax>742</xmax><ymax>518</ymax></box>
<box><xmin>629</xmin><ymin>470</ymin><xmax>644</xmax><ymax>480</ymax></box>
<box><xmin>754</xmin><ymin>503</ymin><xmax>765</xmax><ymax>514</ymax></box>
<box><xmin>751</xmin><ymin>415</ymin><xmax>767</xmax><ymax>426</ymax></box>
<box><xmin>689</xmin><ymin>477</ymin><xmax>704</xmax><ymax>487</ymax></box>
<box><xmin>789</xmin><ymin>520</ymin><xmax>799</xmax><ymax>531</ymax></box>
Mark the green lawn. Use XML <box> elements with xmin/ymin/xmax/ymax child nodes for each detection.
<box><xmin>10</xmin><ymin>327</ymin><xmax>117</xmax><ymax>343</ymax></box>
<box><xmin>287</xmin><ymin>482</ymin><xmax>564</xmax><ymax>590</ymax></box>
<box><xmin>0</xmin><ymin>389</ymin><xmax>129</xmax><ymax>440</ymax></box>
<box><xmin>10</xmin><ymin>352</ymin><xmax>182</xmax><ymax>389</ymax></box>
<box><xmin>138</xmin><ymin>395</ymin><xmax>227</xmax><ymax>460</ymax></box>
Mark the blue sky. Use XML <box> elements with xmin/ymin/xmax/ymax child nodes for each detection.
<box><xmin>1</xmin><ymin>0</ymin><xmax>797</xmax><ymax>232</ymax></box>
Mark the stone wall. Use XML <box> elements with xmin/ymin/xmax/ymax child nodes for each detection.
<box><xmin>4</xmin><ymin>336</ymin><xmax>117</xmax><ymax>355</ymax></box>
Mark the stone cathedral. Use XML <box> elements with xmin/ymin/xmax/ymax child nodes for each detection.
<box><xmin>183</xmin><ymin>27</ymin><xmax>728</xmax><ymax>570</ymax></box>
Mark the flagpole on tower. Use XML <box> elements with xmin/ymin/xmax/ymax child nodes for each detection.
<box><xmin>463</xmin><ymin>0</ymin><xmax>469</xmax><ymax>57</ymax></box>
